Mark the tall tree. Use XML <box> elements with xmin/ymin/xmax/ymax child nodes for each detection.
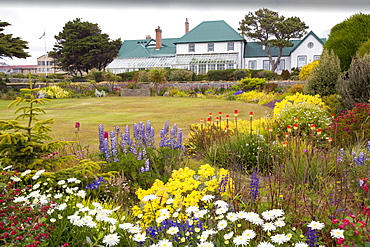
<box><xmin>51</xmin><ymin>18</ymin><xmax>121</xmax><ymax>77</ymax></box>
<box><xmin>324</xmin><ymin>13</ymin><xmax>370</xmax><ymax>72</ymax></box>
<box><xmin>239</xmin><ymin>8</ymin><xmax>308</xmax><ymax>72</ymax></box>
<box><xmin>0</xmin><ymin>21</ymin><xmax>29</xmax><ymax>59</ymax></box>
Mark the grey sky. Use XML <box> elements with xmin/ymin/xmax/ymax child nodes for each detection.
<box><xmin>1</xmin><ymin>0</ymin><xmax>368</xmax><ymax>65</ymax></box>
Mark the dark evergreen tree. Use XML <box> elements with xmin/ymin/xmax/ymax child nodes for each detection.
<box><xmin>0</xmin><ymin>21</ymin><xmax>29</xmax><ymax>59</ymax></box>
<box><xmin>51</xmin><ymin>18</ymin><xmax>121</xmax><ymax>77</ymax></box>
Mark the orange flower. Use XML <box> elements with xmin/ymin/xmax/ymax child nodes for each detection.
<box><xmin>287</xmin><ymin>125</ymin><xmax>292</xmax><ymax>133</ymax></box>
<box><xmin>234</xmin><ymin>110</ymin><xmax>238</xmax><ymax>117</ymax></box>
<box><xmin>317</xmin><ymin>128</ymin><xmax>322</xmax><ymax>135</ymax></box>
<box><xmin>293</xmin><ymin>123</ymin><xmax>298</xmax><ymax>130</ymax></box>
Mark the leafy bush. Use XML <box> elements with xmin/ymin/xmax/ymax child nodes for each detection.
<box><xmin>337</xmin><ymin>53</ymin><xmax>370</xmax><ymax>110</ymax></box>
<box><xmin>233</xmin><ymin>69</ymin><xmax>251</xmax><ymax>80</ymax></box>
<box><xmin>117</xmin><ymin>71</ymin><xmax>138</xmax><ymax>82</ymax></box>
<box><xmin>233</xmin><ymin>77</ymin><xmax>267</xmax><ymax>92</ymax></box>
<box><xmin>286</xmin><ymin>83</ymin><xmax>305</xmax><ymax>94</ymax></box>
<box><xmin>280</xmin><ymin>69</ymin><xmax>291</xmax><ymax>80</ymax></box>
<box><xmin>304</xmin><ymin>49</ymin><xmax>341</xmax><ymax>97</ymax></box>
<box><xmin>86</xmin><ymin>68</ymin><xmax>105</xmax><ymax>83</ymax></box>
<box><xmin>39</xmin><ymin>85</ymin><xmax>71</xmax><ymax>98</ymax></box>
<box><xmin>207</xmin><ymin>69</ymin><xmax>235</xmax><ymax>81</ymax></box>
<box><xmin>327</xmin><ymin>103</ymin><xmax>370</xmax><ymax>145</ymax></box>
<box><xmin>168</xmin><ymin>69</ymin><xmax>193</xmax><ymax>81</ymax></box>
<box><xmin>137</xmin><ymin>71</ymin><xmax>149</xmax><ymax>82</ymax></box>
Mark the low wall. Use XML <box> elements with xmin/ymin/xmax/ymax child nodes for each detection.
<box><xmin>120</xmin><ymin>88</ymin><xmax>151</xmax><ymax>96</ymax></box>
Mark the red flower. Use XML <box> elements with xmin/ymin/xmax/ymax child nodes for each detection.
<box><xmin>75</xmin><ymin>121</ymin><xmax>80</xmax><ymax>130</ymax></box>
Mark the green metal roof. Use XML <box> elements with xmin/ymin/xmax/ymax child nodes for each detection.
<box><xmin>118</xmin><ymin>38</ymin><xmax>179</xmax><ymax>58</ymax></box>
<box><xmin>175</xmin><ymin>20</ymin><xmax>245</xmax><ymax>44</ymax></box>
<box><xmin>244</xmin><ymin>31</ymin><xmax>326</xmax><ymax>58</ymax></box>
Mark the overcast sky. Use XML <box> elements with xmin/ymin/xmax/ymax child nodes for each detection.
<box><xmin>1</xmin><ymin>0</ymin><xmax>369</xmax><ymax>65</ymax></box>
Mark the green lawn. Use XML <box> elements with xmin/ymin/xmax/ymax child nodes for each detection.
<box><xmin>0</xmin><ymin>96</ymin><xmax>271</xmax><ymax>152</ymax></box>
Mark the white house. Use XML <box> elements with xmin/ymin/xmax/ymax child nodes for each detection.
<box><xmin>107</xmin><ymin>20</ymin><xmax>325</xmax><ymax>74</ymax></box>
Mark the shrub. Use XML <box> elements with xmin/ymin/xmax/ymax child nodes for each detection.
<box><xmin>39</xmin><ymin>85</ymin><xmax>71</xmax><ymax>98</ymax></box>
<box><xmin>233</xmin><ymin>69</ymin><xmax>251</xmax><ymax>80</ymax></box>
<box><xmin>86</xmin><ymin>68</ymin><xmax>105</xmax><ymax>83</ymax></box>
<box><xmin>280</xmin><ymin>69</ymin><xmax>291</xmax><ymax>80</ymax></box>
<box><xmin>117</xmin><ymin>71</ymin><xmax>138</xmax><ymax>82</ymax></box>
<box><xmin>298</xmin><ymin>60</ymin><xmax>319</xmax><ymax>81</ymax></box>
<box><xmin>136</xmin><ymin>71</ymin><xmax>149</xmax><ymax>82</ymax></box>
<box><xmin>327</xmin><ymin>103</ymin><xmax>370</xmax><ymax>145</ymax></box>
<box><xmin>336</xmin><ymin>53</ymin><xmax>370</xmax><ymax>110</ymax></box>
<box><xmin>168</xmin><ymin>69</ymin><xmax>193</xmax><ymax>81</ymax></box>
<box><xmin>207</xmin><ymin>69</ymin><xmax>235</xmax><ymax>81</ymax></box>
<box><xmin>233</xmin><ymin>77</ymin><xmax>267</xmax><ymax>92</ymax></box>
<box><xmin>286</xmin><ymin>83</ymin><xmax>305</xmax><ymax>94</ymax></box>
<box><xmin>304</xmin><ymin>49</ymin><xmax>341</xmax><ymax>97</ymax></box>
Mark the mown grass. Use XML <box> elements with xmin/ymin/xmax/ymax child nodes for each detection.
<box><xmin>0</xmin><ymin>96</ymin><xmax>271</xmax><ymax>152</ymax></box>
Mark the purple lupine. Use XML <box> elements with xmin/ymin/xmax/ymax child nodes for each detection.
<box><xmin>140</xmin><ymin>159</ymin><xmax>150</xmax><ymax>173</ymax></box>
<box><xmin>337</xmin><ymin>148</ymin><xmax>345</xmax><ymax>162</ymax></box>
<box><xmin>85</xmin><ymin>177</ymin><xmax>107</xmax><ymax>190</ymax></box>
<box><xmin>367</xmin><ymin>141</ymin><xmax>370</xmax><ymax>152</ymax></box>
<box><xmin>305</xmin><ymin>227</ymin><xmax>319</xmax><ymax>247</ymax></box>
<box><xmin>249</xmin><ymin>168</ymin><xmax>259</xmax><ymax>202</ymax></box>
<box><xmin>98</xmin><ymin>124</ymin><xmax>105</xmax><ymax>152</ymax></box>
<box><xmin>110</xmin><ymin>130</ymin><xmax>119</xmax><ymax>162</ymax></box>
<box><xmin>219</xmin><ymin>174</ymin><xmax>229</xmax><ymax>193</ymax></box>
<box><xmin>353</xmin><ymin>152</ymin><xmax>365</xmax><ymax>166</ymax></box>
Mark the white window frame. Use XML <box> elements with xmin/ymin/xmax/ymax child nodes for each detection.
<box><xmin>297</xmin><ymin>55</ymin><xmax>307</xmax><ymax>68</ymax></box>
<box><xmin>227</xmin><ymin>42</ymin><xmax>234</xmax><ymax>51</ymax></box>
<box><xmin>248</xmin><ymin>60</ymin><xmax>257</xmax><ymax>70</ymax></box>
<box><xmin>208</xmin><ymin>43</ymin><xmax>214</xmax><ymax>52</ymax></box>
<box><xmin>277</xmin><ymin>60</ymin><xmax>285</xmax><ymax>73</ymax></box>
<box><xmin>313</xmin><ymin>55</ymin><xmax>320</xmax><ymax>61</ymax></box>
<box><xmin>263</xmin><ymin>60</ymin><xmax>270</xmax><ymax>71</ymax></box>
<box><xmin>188</xmin><ymin>44</ymin><xmax>195</xmax><ymax>52</ymax></box>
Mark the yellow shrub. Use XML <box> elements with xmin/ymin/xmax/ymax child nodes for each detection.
<box><xmin>133</xmin><ymin>165</ymin><xmax>233</xmax><ymax>227</ymax></box>
<box><xmin>298</xmin><ymin>60</ymin><xmax>319</xmax><ymax>81</ymax></box>
<box><xmin>273</xmin><ymin>92</ymin><xmax>328</xmax><ymax>117</ymax></box>
<box><xmin>39</xmin><ymin>85</ymin><xmax>71</xmax><ymax>98</ymax></box>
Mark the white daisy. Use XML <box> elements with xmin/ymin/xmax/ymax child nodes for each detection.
<box><xmin>186</xmin><ymin>206</ymin><xmax>199</xmax><ymax>214</ymax></box>
<box><xmin>295</xmin><ymin>242</ymin><xmax>309</xmax><ymax>247</ymax></box>
<box><xmin>201</xmin><ymin>195</ymin><xmax>215</xmax><ymax>203</ymax></box>
<box><xmin>57</xmin><ymin>180</ymin><xmax>66</xmax><ymax>185</ymax></box>
<box><xmin>67</xmin><ymin>177</ymin><xmax>78</xmax><ymax>183</ymax></box>
<box><xmin>156</xmin><ymin>239</ymin><xmax>173</xmax><ymax>247</ymax></box>
<box><xmin>119</xmin><ymin>222</ymin><xmax>134</xmax><ymax>230</ymax></box>
<box><xmin>128</xmin><ymin>225</ymin><xmax>142</xmax><ymax>234</ymax></box>
<box><xmin>215</xmin><ymin>207</ymin><xmax>228</xmax><ymax>215</ymax></box>
<box><xmin>330</xmin><ymin>229</ymin><xmax>344</xmax><ymax>239</ymax></box>
<box><xmin>242</xmin><ymin>229</ymin><xmax>256</xmax><ymax>240</ymax></box>
<box><xmin>10</xmin><ymin>176</ymin><xmax>21</xmax><ymax>182</ymax></box>
<box><xmin>102</xmin><ymin>233</ymin><xmax>120</xmax><ymax>246</ymax></box>
<box><xmin>21</xmin><ymin>170</ymin><xmax>32</xmax><ymax>177</ymax></box>
<box><xmin>307</xmin><ymin>221</ymin><xmax>325</xmax><ymax>230</ymax></box>
<box><xmin>263</xmin><ymin>222</ymin><xmax>277</xmax><ymax>232</ymax></box>
<box><xmin>226</xmin><ymin>212</ymin><xmax>239</xmax><ymax>222</ymax></box>
<box><xmin>224</xmin><ymin>231</ymin><xmax>234</xmax><ymax>240</ymax></box>
<box><xmin>167</xmin><ymin>226</ymin><xmax>179</xmax><ymax>235</ymax></box>
<box><xmin>274</xmin><ymin>220</ymin><xmax>286</xmax><ymax>228</ymax></box>
<box><xmin>198</xmin><ymin>241</ymin><xmax>214</xmax><ymax>247</ymax></box>
<box><xmin>270</xmin><ymin>234</ymin><xmax>290</xmax><ymax>245</ymax></box>
<box><xmin>257</xmin><ymin>241</ymin><xmax>275</xmax><ymax>247</ymax></box>
<box><xmin>132</xmin><ymin>233</ymin><xmax>147</xmax><ymax>242</ymax></box>
<box><xmin>142</xmin><ymin>194</ymin><xmax>157</xmax><ymax>201</ymax></box>
<box><xmin>262</xmin><ymin>210</ymin><xmax>276</xmax><ymax>221</ymax></box>
<box><xmin>217</xmin><ymin>219</ymin><xmax>228</xmax><ymax>230</ymax></box>
<box><xmin>233</xmin><ymin>234</ymin><xmax>250</xmax><ymax>246</ymax></box>
<box><xmin>77</xmin><ymin>190</ymin><xmax>86</xmax><ymax>198</ymax></box>
<box><xmin>214</xmin><ymin>200</ymin><xmax>228</xmax><ymax>208</ymax></box>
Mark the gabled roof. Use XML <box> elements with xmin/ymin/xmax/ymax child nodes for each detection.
<box><xmin>244</xmin><ymin>31</ymin><xmax>326</xmax><ymax>58</ymax></box>
<box><xmin>118</xmin><ymin>38</ymin><xmax>179</xmax><ymax>58</ymax></box>
<box><xmin>175</xmin><ymin>20</ymin><xmax>245</xmax><ymax>44</ymax></box>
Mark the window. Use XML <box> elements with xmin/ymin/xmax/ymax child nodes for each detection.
<box><xmin>217</xmin><ymin>64</ymin><xmax>225</xmax><ymax>70</ymax></box>
<box><xmin>248</xmin><ymin>60</ymin><xmax>257</xmax><ymax>70</ymax></box>
<box><xmin>277</xmin><ymin>60</ymin><xmax>285</xmax><ymax>73</ymax></box>
<box><xmin>208</xmin><ymin>43</ymin><xmax>214</xmax><ymax>52</ymax></box>
<box><xmin>227</xmin><ymin>42</ymin><xmax>234</xmax><ymax>51</ymax></box>
<box><xmin>189</xmin><ymin>65</ymin><xmax>197</xmax><ymax>73</ymax></box>
<box><xmin>263</xmin><ymin>60</ymin><xmax>270</xmax><ymax>71</ymax></box>
<box><xmin>199</xmin><ymin>64</ymin><xmax>206</xmax><ymax>74</ymax></box>
<box><xmin>297</xmin><ymin>56</ymin><xmax>307</xmax><ymax>68</ymax></box>
<box><xmin>227</xmin><ymin>63</ymin><xmax>234</xmax><ymax>69</ymax></box>
<box><xmin>38</xmin><ymin>61</ymin><xmax>42</xmax><ymax>66</ymax></box>
<box><xmin>188</xmin><ymin>44</ymin><xmax>195</xmax><ymax>52</ymax></box>
<box><xmin>208</xmin><ymin>64</ymin><xmax>215</xmax><ymax>71</ymax></box>
<box><xmin>307</xmin><ymin>42</ymin><xmax>314</xmax><ymax>49</ymax></box>
<box><xmin>313</xmin><ymin>55</ymin><xmax>320</xmax><ymax>61</ymax></box>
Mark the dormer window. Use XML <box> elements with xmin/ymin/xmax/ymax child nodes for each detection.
<box><xmin>227</xmin><ymin>42</ymin><xmax>234</xmax><ymax>51</ymax></box>
<box><xmin>208</xmin><ymin>43</ymin><xmax>214</xmax><ymax>52</ymax></box>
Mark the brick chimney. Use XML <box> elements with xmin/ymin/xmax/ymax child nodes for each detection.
<box><xmin>146</xmin><ymin>35</ymin><xmax>151</xmax><ymax>39</ymax></box>
<box><xmin>185</xmin><ymin>18</ymin><xmax>189</xmax><ymax>34</ymax></box>
<box><xmin>155</xmin><ymin>26</ymin><xmax>162</xmax><ymax>50</ymax></box>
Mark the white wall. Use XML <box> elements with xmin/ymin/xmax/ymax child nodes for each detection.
<box><xmin>176</xmin><ymin>41</ymin><xmax>244</xmax><ymax>55</ymax></box>
<box><xmin>291</xmin><ymin>34</ymin><xmax>324</xmax><ymax>68</ymax></box>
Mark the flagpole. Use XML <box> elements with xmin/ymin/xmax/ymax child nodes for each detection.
<box><xmin>43</xmin><ymin>29</ymin><xmax>47</xmax><ymax>78</ymax></box>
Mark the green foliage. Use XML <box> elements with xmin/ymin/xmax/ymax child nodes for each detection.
<box><xmin>206</xmin><ymin>69</ymin><xmax>235</xmax><ymax>81</ymax></box>
<box><xmin>233</xmin><ymin>69</ymin><xmax>251</xmax><ymax>80</ymax></box>
<box><xmin>239</xmin><ymin>8</ymin><xmax>308</xmax><ymax>72</ymax></box>
<box><xmin>286</xmin><ymin>83</ymin><xmax>305</xmax><ymax>94</ymax></box>
<box><xmin>148</xmin><ymin>67</ymin><xmax>167</xmax><ymax>95</ymax></box>
<box><xmin>233</xmin><ymin>77</ymin><xmax>267</xmax><ymax>91</ymax></box>
<box><xmin>86</xmin><ymin>68</ymin><xmax>105</xmax><ymax>82</ymax></box>
<box><xmin>0</xmin><ymin>21</ymin><xmax>29</xmax><ymax>59</ymax></box>
<box><xmin>51</xmin><ymin>18</ymin><xmax>121</xmax><ymax>77</ymax></box>
<box><xmin>324</xmin><ymin>13</ymin><xmax>370</xmax><ymax>71</ymax></box>
<box><xmin>137</xmin><ymin>70</ymin><xmax>149</xmax><ymax>82</ymax></box>
<box><xmin>274</xmin><ymin>102</ymin><xmax>332</xmax><ymax>137</ymax></box>
<box><xmin>117</xmin><ymin>71</ymin><xmax>137</xmax><ymax>82</ymax></box>
<box><xmin>304</xmin><ymin>49</ymin><xmax>341</xmax><ymax>97</ymax></box>
<box><xmin>336</xmin><ymin>54</ymin><xmax>370</xmax><ymax>110</ymax></box>
<box><xmin>206</xmin><ymin>133</ymin><xmax>280</xmax><ymax>173</ymax></box>
<box><xmin>357</xmin><ymin>37</ymin><xmax>370</xmax><ymax>57</ymax></box>
<box><xmin>0</xmin><ymin>79</ymin><xmax>72</xmax><ymax>170</ymax></box>
<box><xmin>168</xmin><ymin>69</ymin><xmax>194</xmax><ymax>81</ymax></box>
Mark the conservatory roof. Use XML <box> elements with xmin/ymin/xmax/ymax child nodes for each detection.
<box><xmin>107</xmin><ymin>56</ymin><xmax>176</xmax><ymax>69</ymax></box>
<box><xmin>172</xmin><ymin>53</ymin><xmax>239</xmax><ymax>65</ymax></box>
<box><xmin>117</xmin><ymin>38</ymin><xmax>178</xmax><ymax>58</ymax></box>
